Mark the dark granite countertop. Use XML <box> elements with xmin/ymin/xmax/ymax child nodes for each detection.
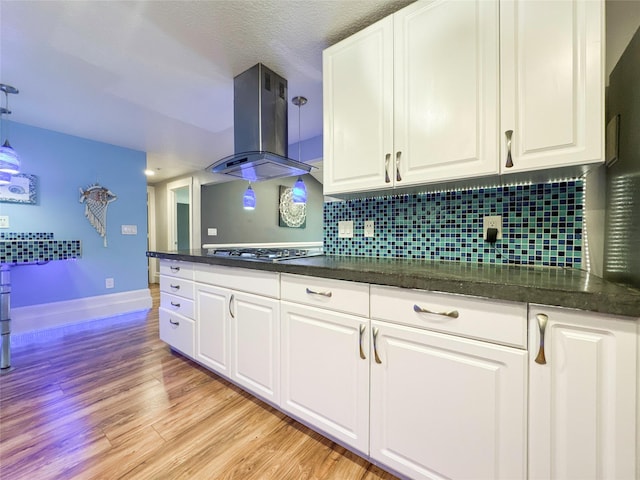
<box><xmin>147</xmin><ymin>250</ymin><xmax>640</xmax><ymax>319</ymax></box>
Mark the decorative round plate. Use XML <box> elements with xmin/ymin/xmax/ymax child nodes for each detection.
<box><xmin>279</xmin><ymin>187</ymin><xmax>306</xmax><ymax>227</ymax></box>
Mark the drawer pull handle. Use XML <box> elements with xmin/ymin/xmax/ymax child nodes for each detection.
<box><xmin>305</xmin><ymin>288</ymin><xmax>332</xmax><ymax>298</ymax></box>
<box><xmin>170</xmin><ymin>284</ymin><xmax>180</xmax><ymax>290</ymax></box>
<box><xmin>372</xmin><ymin>327</ymin><xmax>382</xmax><ymax>364</ymax></box>
<box><xmin>169</xmin><ymin>319</ymin><xmax>179</xmax><ymax>326</ymax></box>
<box><xmin>170</xmin><ymin>301</ymin><xmax>181</xmax><ymax>307</ymax></box>
<box><xmin>535</xmin><ymin>313</ymin><xmax>548</xmax><ymax>365</ymax></box>
<box><xmin>413</xmin><ymin>304</ymin><xmax>459</xmax><ymax>319</ymax></box>
<box><xmin>229</xmin><ymin>294</ymin><xmax>235</xmax><ymax>318</ymax></box>
<box><xmin>395</xmin><ymin>151</ymin><xmax>402</xmax><ymax>182</ymax></box>
<box><xmin>505</xmin><ymin>130</ymin><xmax>514</xmax><ymax>168</ymax></box>
<box><xmin>359</xmin><ymin>324</ymin><xmax>366</xmax><ymax>360</ymax></box>
<box><xmin>384</xmin><ymin>153</ymin><xmax>391</xmax><ymax>183</ymax></box>
<box><xmin>170</xmin><ymin>266</ymin><xmax>180</xmax><ymax>272</ymax></box>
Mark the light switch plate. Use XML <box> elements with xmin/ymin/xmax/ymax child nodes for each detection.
<box><xmin>0</xmin><ymin>216</ymin><xmax>8</xmax><ymax>228</ymax></box>
<box><xmin>121</xmin><ymin>225</ymin><xmax>137</xmax><ymax>235</ymax></box>
<box><xmin>338</xmin><ymin>220</ymin><xmax>353</xmax><ymax>238</ymax></box>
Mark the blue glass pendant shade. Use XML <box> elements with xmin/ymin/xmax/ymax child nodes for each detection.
<box><xmin>0</xmin><ymin>171</ymin><xmax>10</xmax><ymax>185</ymax></box>
<box><xmin>243</xmin><ymin>184</ymin><xmax>256</xmax><ymax>210</ymax></box>
<box><xmin>0</xmin><ymin>140</ymin><xmax>20</xmax><ymax>175</ymax></box>
<box><xmin>292</xmin><ymin>176</ymin><xmax>307</xmax><ymax>204</ymax></box>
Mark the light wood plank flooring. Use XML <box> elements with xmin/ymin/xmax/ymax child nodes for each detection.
<box><xmin>0</xmin><ymin>284</ymin><xmax>399</xmax><ymax>480</ymax></box>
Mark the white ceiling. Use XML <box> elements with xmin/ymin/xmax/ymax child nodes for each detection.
<box><xmin>0</xmin><ymin>0</ymin><xmax>414</xmax><ymax>183</ymax></box>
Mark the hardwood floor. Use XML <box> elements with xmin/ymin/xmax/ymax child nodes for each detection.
<box><xmin>0</xmin><ymin>284</ymin><xmax>399</xmax><ymax>480</ymax></box>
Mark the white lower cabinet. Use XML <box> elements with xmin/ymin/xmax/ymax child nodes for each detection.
<box><xmin>370</xmin><ymin>285</ymin><xmax>527</xmax><ymax>480</ymax></box>
<box><xmin>159</xmin><ymin>260</ymin><xmax>195</xmax><ymax>357</ymax></box>
<box><xmin>195</xmin><ymin>282</ymin><xmax>230</xmax><ymax>376</ymax></box>
<box><xmin>528</xmin><ymin>305</ymin><xmax>638</xmax><ymax>480</ymax></box>
<box><xmin>230</xmin><ymin>291</ymin><xmax>280</xmax><ymax>405</ymax></box>
<box><xmin>280</xmin><ymin>301</ymin><xmax>370</xmax><ymax>454</ymax></box>
<box><xmin>192</xmin><ymin>264</ymin><xmax>281</xmax><ymax>404</ymax></box>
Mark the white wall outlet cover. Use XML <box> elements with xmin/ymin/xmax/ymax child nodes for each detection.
<box><xmin>483</xmin><ymin>215</ymin><xmax>503</xmax><ymax>240</ymax></box>
<box><xmin>105</xmin><ymin>278</ymin><xmax>115</xmax><ymax>288</ymax></box>
<box><xmin>0</xmin><ymin>216</ymin><xmax>8</xmax><ymax>228</ymax></box>
<box><xmin>364</xmin><ymin>220</ymin><xmax>375</xmax><ymax>237</ymax></box>
<box><xmin>207</xmin><ymin>228</ymin><xmax>217</xmax><ymax>236</ymax></box>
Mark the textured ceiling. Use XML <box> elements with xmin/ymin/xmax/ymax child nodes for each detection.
<box><xmin>0</xmin><ymin>0</ymin><xmax>414</xmax><ymax>183</ymax></box>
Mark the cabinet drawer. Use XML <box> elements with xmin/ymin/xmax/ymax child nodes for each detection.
<box><xmin>281</xmin><ymin>274</ymin><xmax>369</xmax><ymax>317</ymax></box>
<box><xmin>160</xmin><ymin>292</ymin><xmax>194</xmax><ymax>319</ymax></box>
<box><xmin>370</xmin><ymin>285</ymin><xmax>527</xmax><ymax>348</ymax></box>
<box><xmin>195</xmin><ymin>264</ymin><xmax>280</xmax><ymax>298</ymax></box>
<box><xmin>159</xmin><ymin>307</ymin><xmax>195</xmax><ymax>358</ymax></box>
<box><xmin>159</xmin><ymin>260</ymin><xmax>194</xmax><ymax>280</ymax></box>
<box><xmin>159</xmin><ymin>276</ymin><xmax>195</xmax><ymax>299</ymax></box>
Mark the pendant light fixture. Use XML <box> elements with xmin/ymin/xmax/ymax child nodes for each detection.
<box><xmin>0</xmin><ymin>84</ymin><xmax>20</xmax><ymax>176</ymax></box>
<box><xmin>291</xmin><ymin>96</ymin><xmax>307</xmax><ymax>204</ymax></box>
<box><xmin>243</xmin><ymin>183</ymin><xmax>256</xmax><ymax>210</ymax></box>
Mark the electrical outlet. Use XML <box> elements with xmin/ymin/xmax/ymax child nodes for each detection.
<box><xmin>0</xmin><ymin>216</ymin><xmax>8</xmax><ymax>228</ymax></box>
<box><xmin>364</xmin><ymin>220</ymin><xmax>375</xmax><ymax>237</ymax></box>
<box><xmin>207</xmin><ymin>228</ymin><xmax>218</xmax><ymax>236</ymax></box>
<box><xmin>105</xmin><ymin>278</ymin><xmax>114</xmax><ymax>289</ymax></box>
<box><xmin>483</xmin><ymin>215</ymin><xmax>503</xmax><ymax>241</ymax></box>
<box><xmin>338</xmin><ymin>220</ymin><xmax>353</xmax><ymax>238</ymax></box>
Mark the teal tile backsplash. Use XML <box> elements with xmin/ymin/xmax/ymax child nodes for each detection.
<box><xmin>323</xmin><ymin>180</ymin><xmax>583</xmax><ymax>268</ymax></box>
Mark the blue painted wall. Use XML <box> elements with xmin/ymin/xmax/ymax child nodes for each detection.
<box><xmin>1</xmin><ymin>121</ymin><xmax>148</xmax><ymax>308</ymax></box>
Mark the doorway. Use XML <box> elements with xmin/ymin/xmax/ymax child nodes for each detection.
<box><xmin>167</xmin><ymin>178</ymin><xmax>193</xmax><ymax>251</ymax></box>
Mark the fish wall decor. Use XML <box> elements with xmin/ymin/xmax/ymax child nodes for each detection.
<box><xmin>79</xmin><ymin>183</ymin><xmax>117</xmax><ymax>247</ymax></box>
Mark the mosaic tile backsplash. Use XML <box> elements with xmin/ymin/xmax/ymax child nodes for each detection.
<box><xmin>323</xmin><ymin>181</ymin><xmax>583</xmax><ymax>268</ymax></box>
<box><xmin>0</xmin><ymin>233</ymin><xmax>82</xmax><ymax>264</ymax></box>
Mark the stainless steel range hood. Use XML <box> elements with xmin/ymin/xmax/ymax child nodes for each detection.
<box><xmin>207</xmin><ymin>63</ymin><xmax>313</xmax><ymax>181</ymax></box>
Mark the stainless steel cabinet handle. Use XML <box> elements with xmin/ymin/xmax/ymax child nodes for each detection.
<box><xmin>170</xmin><ymin>301</ymin><xmax>181</xmax><ymax>307</ymax></box>
<box><xmin>384</xmin><ymin>153</ymin><xmax>391</xmax><ymax>183</ymax></box>
<box><xmin>359</xmin><ymin>324</ymin><xmax>366</xmax><ymax>360</ymax></box>
<box><xmin>505</xmin><ymin>130</ymin><xmax>514</xmax><ymax>168</ymax></box>
<box><xmin>305</xmin><ymin>287</ymin><xmax>332</xmax><ymax>298</ymax></box>
<box><xmin>229</xmin><ymin>294</ymin><xmax>235</xmax><ymax>318</ymax></box>
<box><xmin>170</xmin><ymin>266</ymin><xmax>180</xmax><ymax>272</ymax></box>
<box><xmin>413</xmin><ymin>304</ymin><xmax>459</xmax><ymax>319</ymax></box>
<box><xmin>170</xmin><ymin>284</ymin><xmax>180</xmax><ymax>290</ymax></box>
<box><xmin>395</xmin><ymin>151</ymin><xmax>402</xmax><ymax>182</ymax></box>
<box><xmin>169</xmin><ymin>319</ymin><xmax>179</xmax><ymax>326</ymax></box>
<box><xmin>535</xmin><ymin>313</ymin><xmax>548</xmax><ymax>365</ymax></box>
<box><xmin>372</xmin><ymin>327</ymin><xmax>382</xmax><ymax>364</ymax></box>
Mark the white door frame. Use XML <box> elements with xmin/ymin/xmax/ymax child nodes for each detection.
<box><xmin>166</xmin><ymin>177</ymin><xmax>194</xmax><ymax>250</ymax></box>
<box><xmin>147</xmin><ymin>185</ymin><xmax>158</xmax><ymax>284</ymax></box>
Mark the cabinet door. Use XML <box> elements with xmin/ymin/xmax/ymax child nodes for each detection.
<box><xmin>370</xmin><ymin>320</ymin><xmax>527</xmax><ymax>480</ymax></box>
<box><xmin>528</xmin><ymin>306</ymin><xmax>637</xmax><ymax>480</ymax></box>
<box><xmin>230</xmin><ymin>292</ymin><xmax>280</xmax><ymax>405</ymax></box>
<box><xmin>394</xmin><ymin>0</ymin><xmax>499</xmax><ymax>186</ymax></box>
<box><xmin>323</xmin><ymin>16</ymin><xmax>393</xmax><ymax>195</ymax></box>
<box><xmin>195</xmin><ymin>283</ymin><xmax>230</xmax><ymax>377</ymax></box>
<box><xmin>500</xmin><ymin>0</ymin><xmax>604</xmax><ymax>173</ymax></box>
<box><xmin>281</xmin><ymin>302</ymin><xmax>370</xmax><ymax>454</ymax></box>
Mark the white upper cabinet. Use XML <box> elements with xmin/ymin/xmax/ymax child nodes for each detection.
<box><xmin>323</xmin><ymin>0</ymin><xmax>499</xmax><ymax>196</ymax></box>
<box><xmin>500</xmin><ymin>0</ymin><xmax>604</xmax><ymax>174</ymax></box>
<box><xmin>323</xmin><ymin>16</ymin><xmax>393</xmax><ymax>194</ymax></box>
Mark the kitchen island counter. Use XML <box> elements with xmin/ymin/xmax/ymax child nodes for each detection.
<box><xmin>147</xmin><ymin>250</ymin><xmax>640</xmax><ymax>318</ymax></box>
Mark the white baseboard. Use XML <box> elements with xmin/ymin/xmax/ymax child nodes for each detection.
<box><xmin>11</xmin><ymin>288</ymin><xmax>153</xmax><ymax>335</ymax></box>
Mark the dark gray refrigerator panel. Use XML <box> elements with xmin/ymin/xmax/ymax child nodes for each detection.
<box><xmin>605</xmin><ymin>26</ymin><xmax>640</xmax><ymax>288</ymax></box>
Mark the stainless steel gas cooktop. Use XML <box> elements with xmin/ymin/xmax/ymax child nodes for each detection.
<box><xmin>206</xmin><ymin>246</ymin><xmax>323</xmax><ymax>263</ymax></box>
